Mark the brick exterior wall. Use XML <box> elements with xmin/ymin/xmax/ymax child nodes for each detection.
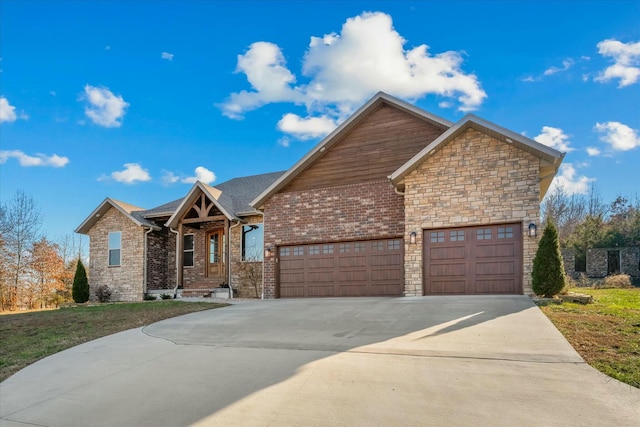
<box><xmin>230</xmin><ymin>215</ymin><xmax>264</xmax><ymax>298</ymax></box>
<box><xmin>403</xmin><ymin>128</ymin><xmax>541</xmax><ymax>296</ymax></box>
<box><xmin>263</xmin><ymin>180</ymin><xmax>405</xmax><ymax>298</ymax></box>
<box><xmin>146</xmin><ymin>223</ymin><xmax>176</xmax><ymax>290</ymax></box>
<box><xmin>87</xmin><ymin>206</ymin><xmax>145</xmax><ymax>301</ymax></box>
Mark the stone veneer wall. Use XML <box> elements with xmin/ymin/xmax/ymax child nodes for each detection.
<box><xmin>87</xmin><ymin>206</ymin><xmax>145</xmax><ymax>301</ymax></box>
<box><xmin>561</xmin><ymin>248</ymin><xmax>576</xmax><ymax>278</ymax></box>
<box><xmin>586</xmin><ymin>247</ymin><xmax>640</xmax><ymax>278</ymax></box>
<box><xmin>230</xmin><ymin>215</ymin><xmax>264</xmax><ymax>298</ymax></box>
<box><xmin>403</xmin><ymin>128</ymin><xmax>541</xmax><ymax>296</ymax></box>
<box><xmin>263</xmin><ymin>180</ymin><xmax>405</xmax><ymax>298</ymax></box>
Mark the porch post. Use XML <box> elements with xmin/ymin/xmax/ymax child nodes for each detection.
<box><xmin>224</xmin><ymin>218</ymin><xmax>230</xmax><ymax>284</ymax></box>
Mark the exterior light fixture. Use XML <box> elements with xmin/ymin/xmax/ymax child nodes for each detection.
<box><xmin>265</xmin><ymin>245</ymin><xmax>272</xmax><ymax>258</ymax></box>
<box><xmin>528</xmin><ymin>223</ymin><xmax>537</xmax><ymax>238</ymax></box>
<box><xmin>409</xmin><ymin>231</ymin><xmax>417</xmax><ymax>245</ymax></box>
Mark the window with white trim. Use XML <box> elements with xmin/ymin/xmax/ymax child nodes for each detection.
<box><xmin>108</xmin><ymin>231</ymin><xmax>121</xmax><ymax>266</ymax></box>
<box><xmin>183</xmin><ymin>234</ymin><xmax>194</xmax><ymax>267</ymax></box>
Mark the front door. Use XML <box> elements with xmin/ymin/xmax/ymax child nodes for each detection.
<box><xmin>207</xmin><ymin>230</ymin><xmax>225</xmax><ymax>277</ymax></box>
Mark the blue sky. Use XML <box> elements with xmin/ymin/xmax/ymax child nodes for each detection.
<box><xmin>1</xmin><ymin>1</ymin><xmax>639</xmax><ymax>242</ymax></box>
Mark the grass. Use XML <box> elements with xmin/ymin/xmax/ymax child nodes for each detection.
<box><xmin>0</xmin><ymin>301</ymin><xmax>227</xmax><ymax>382</ymax></box>
<box><xmin>540</xmin><ymin>287</ymin><xmax>640</xmax><ymax>388</ymax></box>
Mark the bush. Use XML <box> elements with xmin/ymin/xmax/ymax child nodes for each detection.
<box><xmin>160</xmin><ymin>293</ymin><xmax>172</xmax><ymax>300</ymax></box>
<box><xmin>596</xmin><ymin>274</ymin><xmax>633</xmax><ymax>289</ymax></box>
<box><xmin>143</xmin><ymin>294</ymin><xmax>157</xmax><ymax>301</ymax></box>
<box><xmin>95</xmin><ymin>285</ymin><xmax>112</xmax><ymax>303</ymax></box>
<box><xmin>72</xmin><ymin>260</ymin><xmax>90</xmax><ymax>303</ymax></box>
<box><xmin>532</xmin><ymin>220</ymin><xmax>566</xmax><ymax>298</ymax></box>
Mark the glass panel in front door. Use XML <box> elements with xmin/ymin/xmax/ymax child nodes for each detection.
<box><xmin>208</xmin><ymin>231</ymin><xmax>224</xmax><ymax>277</ymax></box>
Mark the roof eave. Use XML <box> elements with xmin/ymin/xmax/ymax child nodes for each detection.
<box><xmin>75</xmin><ymin>198</ymin><xmax>160</xmax><ymax>234</ymax></box>
<box><xmin>165</xmin><ymin>182</ymin><xmax>234</xmax><ymax>229</ymax></box>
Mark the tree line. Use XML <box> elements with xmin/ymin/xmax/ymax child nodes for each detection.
<box><xmin>0</xmin><ymin>190</ymin><xmax>87</xmax><ymax>311</ymax></box>
<box><xmin>542</xmin><ymin>185</ymin><xmax>640</xmax><ymax>271</ymax></box>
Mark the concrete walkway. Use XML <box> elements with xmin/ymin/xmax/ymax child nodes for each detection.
<box><xmin>1</xmin><ymin>296</ymin><xmax>638</xmax><ymax>426</ymax></box>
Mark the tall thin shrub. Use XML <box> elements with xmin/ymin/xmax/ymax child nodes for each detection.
<box><xmin>72</xmin><ymin>260</ymin><xmax>90</xmax><ymax>303</ymax></box>
<box><xmin>532</xmin><ymin>220</ymin><xmax>566</xmax><ymax>297</ymax></box>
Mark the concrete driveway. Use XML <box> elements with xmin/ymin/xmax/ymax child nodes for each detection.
<box><xmin>1</xmin><ymin>296</ymin><xmax>638</xmax><ymax>427</ymax></box>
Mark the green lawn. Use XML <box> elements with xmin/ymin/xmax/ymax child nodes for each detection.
<box><xmin>0</xmin><ymin>301</ymin><xmax>226</xmax><ymax>382</ymax></box>
<box><xmin>540</xmin><ymin>287</ymin><xmax>640</xmax><ymax>388</ymax></box>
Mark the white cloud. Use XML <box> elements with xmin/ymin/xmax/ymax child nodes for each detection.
<box><xmin>594</xmin><ymin>121</ymin><xmax>640</xmax><ymax>151</ymax></box>
<box><xmin>549</xmin><ymin>163</ymin><xmax>595</xmax><ymax>195</ymax></box>
<box><xmin>0</xmin><ymin>150</ymin><xmax>69</xmax><ymax>167</ymax></box>
<box><xmin>82</xmin><ymin>85</ymin><xmax>129</xmax><ymax>127</ymax></box>
<box><xmin>277</xmin><ymin>113</ymin><xmax>338</xmax><ymax>140</ymax></box>
<box><xmin>103</xmin><ymin>163</ymin><xmax>151</xmax><ymax>184</ymax></box>
<box><xmin>161</xmin><ymin>170</ymin><xmax>180</xmax><ymax>185</ymax></box>
<box><xmin>220</xmin><ymin>11</ymin><xmax>486</xmax><ymax>139</ymax></box>
<box><xmin>543</xmin><ymin>59</ymin><xmax>574</xmax><ymax>76</ymax></box>
<box><xmin>0</xmin><ymin>97</ymin><xmax>17</xmax><ymax>123</ymax></box>
<box><xmin>586</xmin><ymin>147</ymin><xmax>601</xmax><ymax>156</ymax></box>
<box><xmin>534</xmin><ymin>126</ymin><xmax>574</xmax><ymax>152</ymax></box>
<box><xmin>182</xmin><ymin>166</ymin><xmax>216</xmax><ymax>184</ymax></box>
<box><xmin>161</xmin><ymin>52</ymin><xmax>174</xmax><ymax>61</ymax></box>
<box><xmin>595</xmin><ymin>39</ymin><xmax>640</xmax><ymax>87</ymax></box>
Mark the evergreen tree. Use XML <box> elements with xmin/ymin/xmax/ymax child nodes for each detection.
<box><xmin>72</xmin><ymin>259</ymin><xmax>89</xmax><ymax>303</ymax></box>
<box><xmin>532</xmin><ymin>220</ymin><xmax>566</xmax><ymax>297</ymax></box>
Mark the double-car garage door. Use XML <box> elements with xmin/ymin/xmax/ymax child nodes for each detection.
<box><xmin>423</xmin><ymin>223</ymin><xmax>522</xmax><ymax>295</ymax></box>
<box><xmin>278</xmin><ymin>238</ymin><xmax>403</xmax><ymax>297</ymax></box>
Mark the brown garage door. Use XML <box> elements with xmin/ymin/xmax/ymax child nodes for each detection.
<box><xmin>278</xmin><ymin>239</ymin><xmax>403</xmax><ymax>297</ymax></box>
<box><xmin>423</xmin><ymin>224</ymin><xmax>522</xmax><ymax>295</ymax></box>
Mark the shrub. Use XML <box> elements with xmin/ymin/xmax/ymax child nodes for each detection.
<box><xmin>143</xmin><ymin>293</ymin><xmax>157</xmax><ymax>301</ymax></box>
<box><xmin>160</xmin><ymin>293</ymin><xmax>172</xmax><ymax>300</ymax></box>
<box><xmin>72</xmin><ymin>260</ymin><xmax>90</xmax><ymax>303</ymax></box>
<box><xmin>95</xmin><ymin>285</ymin><xmax>112</xmax><ymax>303</ymax></box>
<box><xmin>596</xmin><ymin>274</ymin><xmax>633</xmax><ymax>289</ymax></box>
<box><xmin>532</xmin><ymin>220</ymin><xmax>566</xmax><ymax>298</ymax></box>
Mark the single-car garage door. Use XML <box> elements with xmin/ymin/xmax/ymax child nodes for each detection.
<box><xmin>424</xmin><ymin>223</ymin><xmax>522</xmax><ymax>295</ymax></box>
<box><xmin>278</xmin><ymin>239</ymin><xmax>403</xmax><ymax>297</ymax></box>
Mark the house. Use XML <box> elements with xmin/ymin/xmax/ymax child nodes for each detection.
<box><xmin>562</xmin><ymin>247</ymin><xmax>640</xmax><ymax>279</ymax></box>
<box><xmin>76</xmin><ymin>92</ymin><xmax>564</xmax><ymax>301</ymax></box>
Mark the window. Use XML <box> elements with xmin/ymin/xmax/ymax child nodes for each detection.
<box><xmin>430</xmin><ymin>232</ymin><xmax>445</xmax><ymax>243</ymax></box>
<box><xmin>450</xmin><ymin>230</ymin><xmax>464</xmax><ymax>241</ymax></box>
<box><xmin>388</xmin><ymin>240</ymin><xmax>400</xmax><ymax>250</ymax></box>
<box><xmin>372</xmin><ymin>241</ymin><xmax>385</xmax><ymax>251</ymax></box>
<box><xmin>241</xmin><ymin>224</ymin><xmax>264</xmax><ymax>261</ymax></box>
<box><xmin>183</xmin><ymin>234</ymin><xmax>194</xmax><ymax>267</ymax></box>
<box><xmin>323</xmin><ymin>244</ymin><xmax>334</xmax><ymax>254</ymax></box>
<box><xmin>280</xmin><ymin>247</ymin><xmax>290</xmax><ymax>257</ymax></box>
<box><xmin>354</xmin><ymin>242</ymin><xmax>366</xmax><ymax>252</ymax></box>
<box><xmin>497</xmin><ymin>227</ymin><xmax>513</xmax><ymax>239</ymax></box>
<box><xmin>476</xmin><ymin>229</ymin><xmax>492</xmax><ymax>240</ymax></box>
<box><xmin>308</xmin><ymin>245</ymin><xmax>320</xmax><ymax>255</ymax></box>
<box><xmin>293</xmin><ymin>246</ymin><xmax>304</xmax><ymax>256</ymax></box>
<box><xmin>339</xmin><ymin>243</ymin><xmax>350</xmax><ymax>253</ymax></box>
<box><xmin>108</xmin><ymin>232</ymin><xmax>121</xmax><ymax>266</ymax></box>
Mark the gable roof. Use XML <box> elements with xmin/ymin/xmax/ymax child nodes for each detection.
<box><xmin>389</xmin><ymin>114</ymin><xmax>565</xmax><ymax>198</ymax></box>
<box><xmin>250</xmin><ymin>92</ymin><xmax>453</xmax><ymax>209</ymax></box>
<box><xmin>75</xmin><ymin>198</ymin><xmax>161</xmax><ymax>235</ymax></box>
<box><xmin>165</xmin><ymin>171</ymin><xmax>285</xmax><ymax>229</ymax></box>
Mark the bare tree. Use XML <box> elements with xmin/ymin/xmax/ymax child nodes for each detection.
<box><xmin>0</xmin><ymin>191</ymin><xmax>42</xmax><ymax>310</ymax></box>
<box><xmin>541</xmin><ymin>185</ymin><xmax>585</xmax><ymax>245</ymax></box>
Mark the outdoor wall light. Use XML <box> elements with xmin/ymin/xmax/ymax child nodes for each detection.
<box><xmin>409</xmin><ymin>231</ymin><xmax>417</xmax><ymax>245</ymax></box>
<box><xmin>265</xmin><ymin>245</ymin><xmax>272</xmax><ymax>258</ymax></box>
<box><xmin>528</xmin><ymin>223</ymin><xmax>537</xmax><ymax>238</ymax></box>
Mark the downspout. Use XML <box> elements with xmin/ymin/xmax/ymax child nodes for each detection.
<box><xmin>228</xmin><ymin>219</ymin><xmax>243</xmax><ymax>299</ymax></box>
<box><xmin>143</xmin><ymin>227</ymin><xmax>154</xmax><ymax>296</ymax></box>
<box><xmin>169</xmin><ymin>227</ymin><xmax>180</xmax><ymax>298</ymax></box>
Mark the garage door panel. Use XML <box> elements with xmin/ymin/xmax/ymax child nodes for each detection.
<box><xmin>279</xmin><ymin>238</ymin><xmax>403</xmax><ymax>297</ymax></box>
<box><xmin>429</xmin><ymin>263</ymin><xmax>466</xmax><ymax>277</ymax></box>
<box><xmin>429</xmin><ymin>280</ymin><xmax>466</xmax><ymax>294</ymax></box>
<box><xmin>429</xmin><ymin>246</ymin><xmax>466</xmax><ymax>260</ymax></box>
<box><xmin>424</xmin><ymin>223</ymin><xmax>521</xmax><ymax>295</ymax></box>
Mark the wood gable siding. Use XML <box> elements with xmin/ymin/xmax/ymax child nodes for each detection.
<box><xmin>282</xmin><ymin>105</ymin><xmax>445</xmax><ymax>192</ymax></box>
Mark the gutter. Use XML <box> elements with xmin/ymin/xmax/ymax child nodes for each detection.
<box><xmin>255</xmin><ymin>211</ymin><xmax>266</xmax><ymax>300</ymax></box>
